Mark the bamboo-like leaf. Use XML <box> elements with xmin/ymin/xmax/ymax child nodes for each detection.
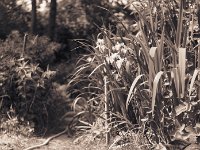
<box><xmin>147</xmin><ymin>0</ymin><xmax>154</xmax><ymax>32</ymax></box>
<box><xmin>171</xmin><ymin>68</ymin><xmax>180</xmax><ymax>98</ymax></box>
<box><xmin>157</xmin><ymin>26</ymin><xmax>164</xmax><ymax>72</ymax></box>
<box><xmin>149</xmin><ymin>47</ymin><xmax>157</xmax><ymax>58</ymax></box>
<box><xmin>179</xmin><ymin>48</ymin><xmax>186</xmax><ymax>98</ymax></box>
<box><xmin>152</xmin><ymin>71</ymin><xmax>164</xmax><ymax>116</ymax></box>
<box><xmin>182</xmin><ymin>23</ymin><xmax>188</xmax><ymax>48</ymax></box>
<box><xmin>189</xmin><ymin>69</ymin><xmax>200</xmax><ymax>96</ymax></box>
<box><xmin>126</xmin><ymin>74</ymin><xmax>144</xmax><ymax>109</ymax></box>
<box><xmin>176</xmin><ymin>0</ymin><xmax>184</xmax><ymax>48</ymax></box>
<box><xmin>149</xmin><ymin>47</ymin><xmax>157</xmax><ymax>91</ymax></box>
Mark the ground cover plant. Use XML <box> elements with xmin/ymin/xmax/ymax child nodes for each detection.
<box><xmin>68</xmin><ymin>0</ymin><xmax>200</xmax><ymax>149</ymax></box>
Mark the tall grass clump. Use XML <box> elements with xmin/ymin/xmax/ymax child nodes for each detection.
<box><xmin>68</xmin><ymin>0</ymin><xmax>200</xmax><ymax>149</ymax></box>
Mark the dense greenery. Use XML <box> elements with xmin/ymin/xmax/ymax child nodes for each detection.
<box><xmin>69</xmin><ymin>0</ymin><xmax>200</xmax><ymax>149</ymax></box>
<box><xmin>0</xmin><ymin>0</ymin><xmax>200</xmax><ymax>149</ymax></box>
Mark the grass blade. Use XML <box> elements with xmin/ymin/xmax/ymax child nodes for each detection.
<box><xmin>126</xmin><ymin>74</ymin><xmax>144</xmax><ymax>110</ymax></box>
<box><xmin>88</xmin><ymin>63</ymin><xmax>104</xmax><ymax>77</ymax></box>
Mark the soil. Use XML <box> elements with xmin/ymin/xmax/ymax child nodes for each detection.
<box><xmin>0</xmin><ymin>131</ymin><xmax>108</xmax><ymax>150</ymax></box>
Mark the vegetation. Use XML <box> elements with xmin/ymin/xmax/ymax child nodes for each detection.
<box><xmin>69</xmin><ymin>0</ymin><xmax>200</xmax><ymax>149</ymax></box>
<box><xmin>0</xmin><ymin>0</ymin><xmax>200</xmax><ymax>149</ymax></box>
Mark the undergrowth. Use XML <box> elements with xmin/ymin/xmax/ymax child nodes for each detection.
<box><xmin>69</xmin><ymin>0</ymin><xmax>200</xmax><ymax>149</ymax></box>
<box><xmin>0</xmin><ymin>31</ymin><xmax>69</xmax><ymax>135</ymax></box>
<box><xmin>1</xmin><ymin>1</ymin><xmax>200</xmax><ymax>149</ymax></box>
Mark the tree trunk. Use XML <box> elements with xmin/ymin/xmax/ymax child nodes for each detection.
<box><xmin>198</xmin><ymin>3</ymin><xmax>200</xmax><ymax>30</ymax></box>
<box><xmin>48</xmin><ymin>0</ymin><xmax>57</xmax><ymax>40</ymax></box>
<box><xmin>31</xmin><ymin>0</ymin><xmax>37</xmax><ymax>34</ymax></box>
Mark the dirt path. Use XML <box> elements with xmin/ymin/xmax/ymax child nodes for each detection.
<box><xmin>0</xmin><ymin>132</ymin><xmax>108</xmax><ymax>150</ymax></box>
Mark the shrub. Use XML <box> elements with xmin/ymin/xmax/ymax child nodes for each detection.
<box><xmin>0</xmin><ymin>31</ymin><xmax>66</xmax><ymax>134</ymax></box>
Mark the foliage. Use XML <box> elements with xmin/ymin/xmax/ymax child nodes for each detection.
<box><xmin>1</xmin><ymin>1</ymin><xmax>200</xmax><ymax>149</ymax></box>
<box><xmin>0</xmin><ymin>0</ymin><xmax>139</xmax><ymax>42</ymax></box>
<box><xmin>0</xmin><ymin>31</ymin><xmax>67</xmax><ymax>134</ymax></box>
<box><xmin>1</xmin><ymin>31</ymin><xmax>60</xmax><ymax>66</ymax></box>
<box><xmin>74</xmin><ymin>117</ymin><xmax>109</xmax><ymax>145</ymax></box>
<box><xmin>69</xmin><ymin>0</ymin><xmax>200</xmax><ymax>149</ymax></box>
<box><xmin>0</xmin><ymin>114</ymin><xmax>34</xmax><ymax>137</ymax></box>
<box><xmin>0</xmin><ymin>0</ymin><xmax>29</xmax><ymax>38</ymax></box>
<box><xmin>109</xmin><ymin>130</ymin><xmax>149</xmax><ymax>150</ymax></box>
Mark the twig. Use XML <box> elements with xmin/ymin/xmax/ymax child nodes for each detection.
<box><xmin>24</xmin><ymin>128</ymin><xmax>68</xmax><ymax>150</ymax></box>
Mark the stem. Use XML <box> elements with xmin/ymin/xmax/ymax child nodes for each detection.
<box><xmin>23</xmin><ymin>34</ymin><xmax>28</xmax><ymax>55</ymax></box>
<box><xmin>104</xmin><ymin>76</ymin><xmax>110</xmax><ymax>145</ymax></box>
<box><xmin>198</xmin><ymin>42</ymin><xmax>200</xmax><ymax>100</ymax></box>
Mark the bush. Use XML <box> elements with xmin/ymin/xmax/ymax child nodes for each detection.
<box><xmin>0</xmin><ymin>31</ymin><xmax>68</xmax><ymax>134</ymax></box>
